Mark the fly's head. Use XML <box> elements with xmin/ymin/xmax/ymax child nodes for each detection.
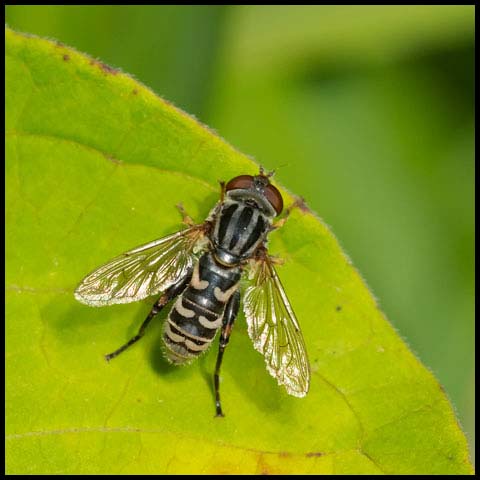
<box><xmin>225</xmin><ymin>171</ymin><xmax>283</xmax><ymax>219</ymax></box>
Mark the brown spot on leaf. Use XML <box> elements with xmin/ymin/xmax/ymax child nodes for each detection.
<box><xmin>89</xmin><ymin>59</ymin><xmax>118</xmax><ymax>75</ymax></box>
<box><xmin>63</xmin><ymin>54</ymin><xmax>70</xmax><ymax>62</ymax></box>
<box><xmin>306</xmin><ymin>451</ymin><xmax>323</xmax><ymax>458</ymax></box>
<box><xmin>336</xmin><ymin>305</ymin><xmax>342</xmax><ymax>312</ymax></box>
<box><xmin>296</xmin><ymin>197</ymin><xmax>311</xmax><ymax>213</ymax></box>
<box><xmin>132</xmin><ymin>88</ymin><xmax>138</xmax><ymax>95</ymax></box>
<box><xmin>256</xmin><ymin>453</ymin><xmax>270</xmax><ymax>475</ymax></box>
<box><xmin>103</xmin><ymin>153</ymin><xmax>121</xmax><ymax>165</ymax></box>
<box><xmin>162</xmin><ymin>97</ymin><xmax>173</xmax><ymax>107</ymax></box>
<box><xmin>100</xmin><ymin>62</ymin><xmax>118</xmax><ymax>75</ymax></box>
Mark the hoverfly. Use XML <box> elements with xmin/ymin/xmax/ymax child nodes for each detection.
<box><xmin>74</xmin><ymin>169</ymin><xmax>310</xmax><ymax>416</ymax></box>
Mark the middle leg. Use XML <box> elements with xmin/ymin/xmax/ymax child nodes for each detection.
<box><xmin>105</xmin><ymin>273</ymin><xmax>192</xmax><ymax>361</ymax></box>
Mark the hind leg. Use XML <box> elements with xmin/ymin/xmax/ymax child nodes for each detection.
<box><xmin>105</xmin><ymin>274</ymin><xmax>192</xmax><ymax>361</ymax></box>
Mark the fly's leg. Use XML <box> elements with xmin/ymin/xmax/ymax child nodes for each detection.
<box><xmin>105</xmin><ymin>273</ymin><xmax>192</xmax><ymax>361</ymax></box>
<box><xmin>176</xmin><ymin>203</ymin><xmax>195</xmax><ymax>226</ymax></box>
<box><xmin>177</xmin><ymin>182</ymin><xmax>226</xmax><ymax>226</ymax></box>
<box><xmin>271</xmin><ymin>196</ymin><xmax>309</xmax><ymax>230</ymax></box>
<box><xmin>214</xmin><ymin>290</ymin><xmax>240</xmax><ymax>417</ymax></box>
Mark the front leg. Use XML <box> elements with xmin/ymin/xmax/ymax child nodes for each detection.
<box><xmin>214</xmin><ymin>290</ymin><xmax>240</xmax><ymax>417</ymax></box>
<box><xmin>271</xmin><ymin>196</ymin><xmax>308</xmax><ymax>230</ymax></box>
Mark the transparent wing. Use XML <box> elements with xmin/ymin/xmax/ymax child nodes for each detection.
<box><xmin>74</xmin><ymin>225</ymin><xmax>207</xmax><ymax>306</ymax></box>
<box><xmin>243</xmin><ymin>255</ymin><xmax>310</xmax><ymax>397</ymax></box>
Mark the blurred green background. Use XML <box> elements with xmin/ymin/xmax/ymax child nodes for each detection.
<box><xmin>6</xmin><ymin>5</ymin><xmax>474</xmax><ymax>457</ymax></box>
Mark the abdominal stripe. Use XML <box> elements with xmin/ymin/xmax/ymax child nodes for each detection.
<box><xmin>199</xmin><ymin>315</ymin><xmax>223</xmax><ymax>329</ymax></box>
<box><xmin>182</xmin><ymin>296</ymin><xmax>216</xmax><ymax>317</ymax></box>
<box><xmin>167</xmin><ymin>319</ymin><xmax>213</xmax><ymax>344</ymax></box>
<box><xmin>174</xmin><ymin>297</ymin><xmax>195</xmax><ymax>318</ymax></box>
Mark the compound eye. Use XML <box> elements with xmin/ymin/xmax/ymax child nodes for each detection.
<box><xmin>225</xmin><ymin>175</ymin><xmax>255</xmax><ymax>191</ymax></box>
<box><xmin>264</xmin><ymin>184</ymin><xmax>283</xmax><ymax>215</ymax></box>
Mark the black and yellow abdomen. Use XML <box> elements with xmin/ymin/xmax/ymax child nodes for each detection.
<box><xmin>162</xmin><ymin>252</ymin><xmax>241</xmax><ymax>364</ymax></box>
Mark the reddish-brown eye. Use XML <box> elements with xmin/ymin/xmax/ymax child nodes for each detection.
<box><xmin>225</xmin><ymin>175</ymin><xmax>255</xmax><ymax>191</ymax></box>
<box><xmin>264</xmin><ymin>184</ymin><xmax>283</xmax><ymax>215</ymax></box>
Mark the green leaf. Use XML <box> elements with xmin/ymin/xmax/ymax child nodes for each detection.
<box><xmin>6</xmin><ymin>27</ymin><xmax>473</xmax><ymax>475</ymax></box>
